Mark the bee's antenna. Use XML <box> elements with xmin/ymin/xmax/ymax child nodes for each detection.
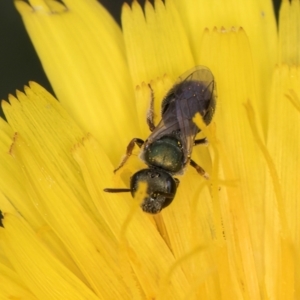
<box><xmin>104</xmin><ymin>188</ymin><xmax>131</xmax><ymax>193</ymax></box>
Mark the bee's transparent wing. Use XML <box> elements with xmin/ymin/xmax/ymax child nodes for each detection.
<box><xmin>145</xmin><ymin>96</ymin><xmax>180</xmax><ymax>144</ymax></box>
<box><xmin>172</xmin><ymin>66</ymin><xmax>216</xmax><ymax>162</ymax></box>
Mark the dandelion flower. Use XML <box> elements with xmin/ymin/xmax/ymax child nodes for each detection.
<box><xmin>0</xmin><ymin>0</ymin><xmax>299</xmax><ymax>299</ymax></box>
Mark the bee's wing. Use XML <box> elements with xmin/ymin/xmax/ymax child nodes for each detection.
<box><xmin>146</xmin><ymin>96</ymin><xmax>179</xmax><ymax>144</ymax></box>
<box><xmin>145</xmin><ymin>66</ymin><xmax>216</xmax><ymax>164</ymax></box>
<box><xmin>173</xmin><ymin>66</ymin><xmax>216</xmax><ymax>162</ymax></box>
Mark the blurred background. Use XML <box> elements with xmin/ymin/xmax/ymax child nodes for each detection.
<box><xmin>0</xmin><ymin>0</ymin><xmax>280</xmax><ymax>118</ymax></box>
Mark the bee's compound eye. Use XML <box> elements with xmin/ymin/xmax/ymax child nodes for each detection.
<box><xmin>130</xmin><ymin>169</ymin><xmax>177</xmax><ymax>214</ymax></box>
<box><xmin>151</xmin><ymin>193</ymin><xmax>158</xmax><ymax>199</ymax></box>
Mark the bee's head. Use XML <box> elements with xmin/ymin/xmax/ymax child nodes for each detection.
<box><xmin>104</xmin><ymin>168</ymin><xmax>179</xmax><ymax>214</ymax></box>
<box><xmin>130</xmin><ymin>169</ymin><xmax>179</xmax><ymax>214</ymax></box>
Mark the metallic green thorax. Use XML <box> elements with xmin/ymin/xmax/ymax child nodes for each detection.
<box><xmin>143</xmin><ymin>135</ymin><xmax>184</xmax><ymax>173</ymax></box>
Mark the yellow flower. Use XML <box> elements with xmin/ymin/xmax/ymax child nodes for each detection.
<box><xmin>0</xmin><ymin>0</ymin><xmax>299</xmax><ymax>299</ymax></box>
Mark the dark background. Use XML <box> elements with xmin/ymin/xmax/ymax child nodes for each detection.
<box><xmin>0</xmin><ymin>0</ymin><xmax>280</xmax><ymax>118</ymax></box>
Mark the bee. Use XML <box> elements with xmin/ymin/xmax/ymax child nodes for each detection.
<box><xmin>104</xmin><ymin>66</ymin><xmax>216</xmax><ymax>214</ymax></box>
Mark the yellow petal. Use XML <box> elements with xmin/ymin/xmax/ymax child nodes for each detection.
<box><xmin>122</xmin><ymin>0</ymin><xmax>194</xmax><ymax>85</ymax></box>
<box><xmin>2</xmin><ymin>85</ymin><xmax>130</xmax><ymax>298</ymax></box>
<box><xmin>0</xmin><ymin>263</ymin><xmax>37</xmax><ymax>299</ymax></box>
<box><xmin>1</xmin><ymin>214</ymin><xmax>100</xmax><ymax>300</ymax></box>
<box><xmin>173</xmin><ymin>0</ymin><xmax>277</xmax><ymax>108</ymax></box>
<box><xmin>263</xmin><ymin>65</ymin><xmax>300</xmax><ymax>299</ymax></box>
<box><xmin>15</xmin><ymin>0</ymin><xmax>136</xmax><ymax>163</ymax></box>
<box><xmin>199</xmin><ymin>27</ymin><xmax>265</xmax><ymax>297</ymax></box>
<box><xmin>279</xmin><ymin>0</ymin><xmax>300</xmax><ymax>65</ymax></box>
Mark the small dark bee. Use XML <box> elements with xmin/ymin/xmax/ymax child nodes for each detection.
<box><xmin>104</xmin><ymin>66</ymin><xmax>216</xmax><ymax>214</ymax></box>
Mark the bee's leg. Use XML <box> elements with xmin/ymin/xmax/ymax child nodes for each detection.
<box><xmin>194</xmin><ymin>138</ymin><xmax>208</xmax><ymax>146</ymax></box>
<box><xmin>174</xmin><ymin>178</ymin><xmax>180</xmax><ymax>187</ymax></box>
<box><xmin>146</xmin><ymin>84</ymin><xmax>156</xmax><ymax>132</ymax></box>
<box><xmin>113</xmin><ymin>138</ymin><xmax>144</xmax><ymax>173</ymax></box>
<box><xmin>190</xmin><ymin>159</ymin><xmax>209</xmax><ymax>179</ymax></box>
